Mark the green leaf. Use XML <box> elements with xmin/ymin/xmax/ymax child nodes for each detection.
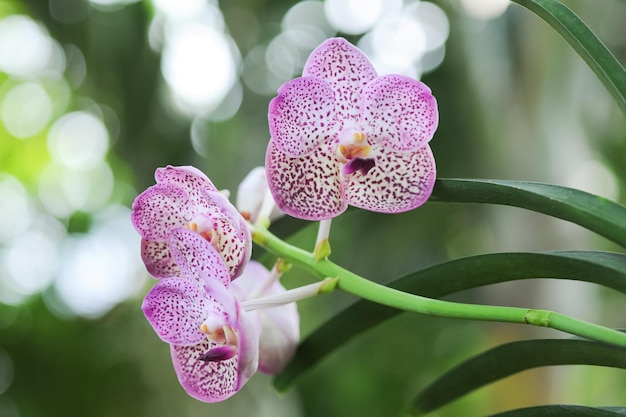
<box><xmin>511</xmin><ymin>0</ymin><xmax>626</xmax><ymax>114</ymax></box>
<box><xmin>274</xmin><ymin>250</ymin><xmax>626</xmax><ymax>390</ymax></box>
<box><xmin>488</xmin><ymin>405</ymin><xmax>626</xmax><ymax>417</ymax></box>
<box><xmin>430</xmin><ymin>179</ymin><xmax>626</xmax><ymax>248</ymax></box>
<box><xmin>411</xmin><ymin>338</ymin><xmax>626</xmax><ymax>416</ymax></box>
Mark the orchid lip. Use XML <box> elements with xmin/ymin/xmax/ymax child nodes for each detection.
<box><xmin>344</xmin><ymin>158</ymin><xmax>376</xmax><ymax>175</ymax></box>
<box><xmin>199</xmin><ymin>346</ymin><xmax>237</xmax><ymax>362</ymax></box>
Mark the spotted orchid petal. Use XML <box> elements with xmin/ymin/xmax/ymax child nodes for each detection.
<box><xmin>303</xmin><ymin>37</ymin><xmax>377</xmax><ymax>123</ymax></box>
<box><xmin>345</xmin><ymin>144</ymin><xmax>436</xmax><ymax>213</ymax></box>
<box><xmin>142</xmin><ymin>277</ymin><xmax>209</xmax><ymax>346</ymax></box>
<box><xmin>229</xmin><ymin>261</ymin><xmax>299</xmax><ymax>375</ymax></box>
<box><xmin>170</xmin><ymin>301</ymin><xmax>259</xmax><ymax>403</ymax></box>
<box><xmin>140</xmin><ymin>239</ymin><xmax>179</xmax><ymax>278</ymax></box>
<box><xmin>268</xmin><ymin>77</ymin><xmax>338</xmax><ymax>157</ymax></box>
<box><xmin>155</xmin><ymin>165</ymin><xmax>218</xmax><ymax>198</ymax></box>
<box><xmin>266</xmin><ymin>139</ymin><xmax>347</xmax><ymax>220</ymax></box>
<box><xmin>361</xmin><ymin>75</ymin><xmax>439</xmax><ymax>152</ymax></box>
<box><xmin>205</xmin><ymin>191</ymin><xmax>252</xmax><ymax>279</ymax></box>
<box><xmin>131</xmin><ymin>183</ymin><xmax>191</xmax><ymax>241</ymax></box>
<box><xmin>168</xmin><ymin>228</ymin><xmax>231</xmax><ymax>287</ymax></box>
<box><xmin>131</xmin><ymin>166</ymin><xmax>251</xmax><ymax>280</ymax></box>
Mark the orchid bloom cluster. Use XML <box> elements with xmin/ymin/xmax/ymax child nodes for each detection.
<box><xmin>132</xmin><ymin>166</ymin><xmax>298</xmax><ymax>402</ymax></box>
<box><xmin>131</xmin><ymin>37</ymin><xmax>438</xmax><ymax>403</ymax></box>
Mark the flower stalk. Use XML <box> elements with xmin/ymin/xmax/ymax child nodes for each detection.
<box><xmin>251</xmin><ymin>224</ymin><xmax>626</xmax><ymax>348</ymax></box>
<box><xmin>241</xmin><ymin>278</ymin><xmax>338</xmax><ymax>312</ymax></box>
<box><xmin>314</xmin><ymin>219</ymin><xmax>332</xmax><ymax>261</ymax></box>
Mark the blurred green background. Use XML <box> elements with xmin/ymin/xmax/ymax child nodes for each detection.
<box><xmin>0</xmin><ymin>0</ymin><xmax>625</xmax><ymax>416</ymax></box>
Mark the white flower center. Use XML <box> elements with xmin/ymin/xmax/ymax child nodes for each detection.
<box><xmin>187</xmin><ymin>214</ymin><xmax>219</xmax><ymax>247</ymax></box>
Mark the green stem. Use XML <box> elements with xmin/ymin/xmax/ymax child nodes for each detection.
<box><xmin>252</xmin><ymin>225</ymin><xmax>626</xmax><ymax>347</ymax></box>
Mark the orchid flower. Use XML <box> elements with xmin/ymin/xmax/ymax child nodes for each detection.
<box><xmin>229</xmin><ymin>261</ymin><xmax>299</xmax><ymax>374</ymax></box>
<box><xmin>131</xmin><ymin>165</ymin><xmax>251</xmax><ymax>279</ymax></box>
<box><xmin>142</xmin><ymin>228</ymin><xmax>259</xmax><ymax>402</ymax></box>
<box><xmin>266</xmin><ymin>37</ymin><xmax>439</xmax><ymax>220</ymax></box>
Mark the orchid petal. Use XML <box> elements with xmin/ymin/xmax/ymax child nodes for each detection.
<box><xmin>266</xmin><ymin>139</ymin><xmax>347</xmax><ymax>220</ymax></box>
<box><xmin>256</xmin><ymin>304</ymin><xmax>299</xmax><ymax>374</ymax></box>
<box><xmin>168</xmin><ymin>228</ymin><xmax>231</xmax><ymax>287</ymax></box>
<box><xmin>142</xmin><ymin>277</ymin><xmax>207</xmax><ymax>346</ymax></box>
<box><xmin>268</xmin><ymin>77</ymin><xmax>338</xmax><ymax>157</ymax></box>
<box><xmin>155</xmin><ymin>165</ymin><xmax>218</xmax><ymax>198</ymax></box>
<box><xmin>345</xmin><ymin>144</ymin><xmax>436</xmax><ymax>213</ymax></box>
<box><xmin>303</xmin><ymin>37</ymin><xmax>377</xmax><ymax>122</ymax></box>
<box><xmin>170</xmin><ymin>341</ymin><xmax>240</xmax><ymax>402</ymax></box>
<box><xmin>140</xmin><ymin>239</ymin><xmax>179</xmax><ymax>278</ymax></box>
<box><xmin>212</xmin><ymin>216</ymin><xmax>251</xmax><ymax>280</ymax></box>
<box><xmin>362</xmin><ymin>75</ymin><xmax>439</xmax><ymax>152</ymax></box>
<box><xmin>170</xmin><ymin>304</ymin><xmax>259</xmax><ymax>403</ymax></box>
<box><xmin>131</xmin><ymin>183</ymin><xmax>191</xmax><ymax>240</ymax></box>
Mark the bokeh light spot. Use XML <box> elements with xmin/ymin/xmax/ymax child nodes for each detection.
<box><xmin>0</xmin><ymin>175</ymin><xmax>33</xmax><ymax>242</ymax></box>
<box><xmin>47</xmin><ymin>111</ymin><xmax>109</xmax><ymax>170</ymax></box>
<box><xmin>161</xmin><ymin>23</ymin><xmax>238</xmax><ymax>114</ymax></box>
<box><xmin>460</xmin><ymin>0</ymin><xmax>510</xmax><ymax>20</ymax></box>
<box><xmin>324</xmin><ymin>0</ymin><xmax>384</xmax><ymax>35</ymax></box>
<box><xmin>1</xmin><ymin>82</ymin><xmax>53</xmax><ymax>138</ymax></box>
<box><xmin>54</xmin><ymin>205</ymin><xmax>146</xmax><ymax>319</ymax></box>
<box><xmin>1</xmin><ymin>216</ymin><xmax>65</xmax><ymax>304</ymax></box>
<box><xmin>0</xmin><ymin>15</ymin><xmax>54</xmax><ymax>77</ymax></box>
<box><xmin>283</xmin><ymin>1</ymin><xmax>334</xmax><ymax>37</ymax></box>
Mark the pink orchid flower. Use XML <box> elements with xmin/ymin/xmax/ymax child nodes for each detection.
<box><xmin>266</xmin><ymin>37</ymin><xmax>439</xmax><ymax>220</ymax></box>
<box><xmin>142</xmin><ymin>228</ymin><xmax>259</xmax><ymax>402</ymax></box>
<box><xmin>131</xmin><ymin>165</ymin><xmax>251</xmax><ymax>279</ymax></box>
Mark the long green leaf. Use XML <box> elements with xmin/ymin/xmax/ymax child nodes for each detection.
<box><xmin>274</xmin><ymin>250</ymin><xmax>626</xmax><ymax>390</ymax></box>
<box><xmin>488</xmin><ymin>405</ymin><xmax>626</xmax><ymax>417</ymax></box>
<box><xmin>270</xmin><ymin>179</ymin><xmax>626</xmax><ymax>248</ymax></box>
<box><xmin>411</xmin><ymin>339</ymin><xmax>626</xmax><ymax>416</ymax></box>
<box><xmin>430</xmin><ymin>179</ymin><xmax>626</xmax><ymax>248</ymax></box>
<box><xmin>511</xmin><ymin>0</ymin><xmax>626</xmax><ymax>113</ymax></box>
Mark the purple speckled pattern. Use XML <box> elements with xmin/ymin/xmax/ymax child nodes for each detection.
<box><xmin>265</xmin><ymin>37</ymin><xmax>439</xmax><ymax>220</ymax></box>
<box><xmin>303</xmin><ymin>38</ymin><xmax>377</xmax><ymax>122</ymax></box>
<box><xmin>345</xmin><ymin>144</ymin><xmax>436</xmax><ymax>213</ymax></box>
<box><xmin>269</xmin><ymin>77</ymin><xmax>338</xmax><ymax>157</ymax></box>
<box><xmin>168</xmin><ymin>228</ymin><xmax>231</xmax><ymax>287</ymax></box>
<box><xmin>155</xmin><ymin>165</ymin><xmax>218</xmax><ymax>196</ymax></box>
<box><xmin>266</xmin><ymin>138</ymin><xmax>346</xmax><ymax>220</ymax></box>
<box><xmin>170</xmin><ymin>297</ymin><xmax>259</xmax><ymax>402</ymax></box>
<box><xmin>142</xmin><ymin>228</ymin><xmax>260</xmax><ymax>403</ymax></box>
<box><xmin>142</xmin><ymin>277</ymin><xmax>210</xmax><ymax>346</ymax></box>
<box><xmin>131</xmin><ymin>165</ymin><xmax>251</xmax><ymax>279</ymax></box>
<box><xmin>140</xmin><ymin>238</ymin><xmax>180</xmax><ymax>278</ymax></box>
<box><xmin>361</xmin><ymin>75</ymin><xmax>438</xmax><ymax>152</ymax></box>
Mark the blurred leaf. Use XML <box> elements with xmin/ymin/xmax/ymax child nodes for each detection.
<box><xmin>274</xmin><ymin>250</ymin><xmax>626</xmax><ymax>390</ymax></box>
<box><xmin>488</xmin><ymin>405</ymin><xmax>626</xmax><ymax>417</ymax></box>
<box><xmin>431</xmin><ymin>179</ymin><xmax>626</xmax><ymax>248</ymax></box>
<box><xmin>411</xmin><ymin>338</ymin><xmax>626</xmax><ymax>416</ymax></box>
<box><xmin>270</xmin><ymin>215</ymin><xmax>309</xmax><ymax>239</ymax></box>
<box><xmin>511</xmin><ymin>0</ymin><xmax>626</xmax><ymax>114</ymax></box>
